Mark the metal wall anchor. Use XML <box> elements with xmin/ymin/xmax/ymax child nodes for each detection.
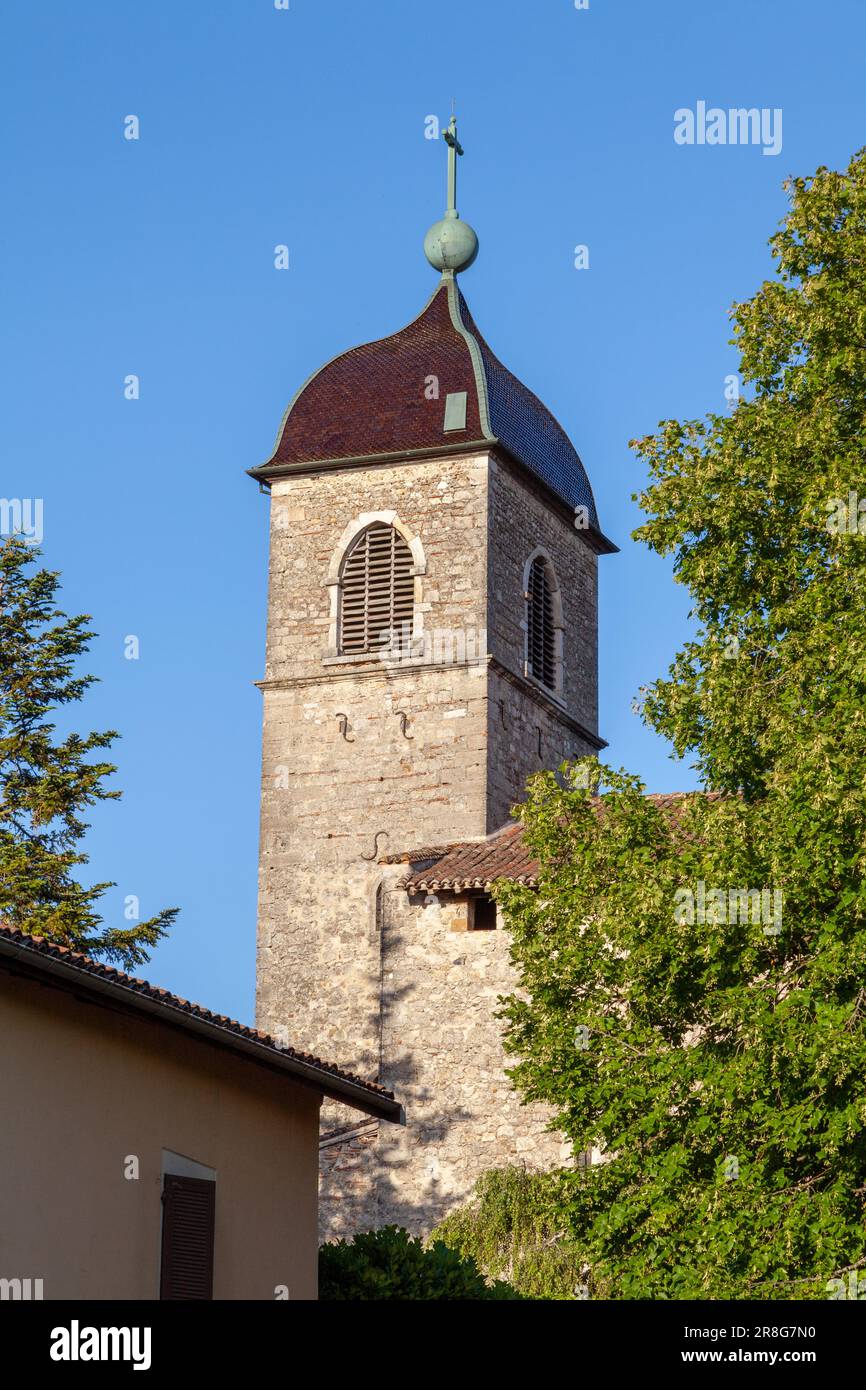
<box><xmin>362</xmin><ymin>830</ymin><xmax>390</xmax><ymax>862</ymax></box>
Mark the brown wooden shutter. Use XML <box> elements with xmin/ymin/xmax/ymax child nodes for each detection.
<box><xmin>527</xmin><ymin>556</ymin><xmax>556</xmax><ymax>690</ymax></box>
<box><xmin>340</xmin><ymin>524</ymin><xmax>414</xmax><ymax>654</ymax></box>
<box><xmin>160</xmin><ymin>1174</ymin><xmax>215</xmax><ymax>1300</ymax></box>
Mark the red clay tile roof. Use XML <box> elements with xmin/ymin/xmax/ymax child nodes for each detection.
<box><xmin>379</xmin><ymin>841</ymin><xmax>468</xmax><ymax>865</ymax></box>
<box><xmin>252</xmin><ymin>277</ymin><xmax>614</xmax><ymax>550</ymax></box>
<box><xmin>401</xmin><ymin>823</ymin><xmax>539</xmax><ymax>893</ymax></box>
<box><xmin>0</xmin><ymin>925</ymin><xmax>401</xmax><ymax>1123</ymax></box>
<box><xmin>396</xmin><ymin>794</ymin><xmax>719</xmax><ymax>893</ymax></box>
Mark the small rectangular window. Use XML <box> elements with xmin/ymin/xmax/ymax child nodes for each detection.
<box><xmin>160</xmin><ymin>1173</ymin><xmax>215</xmax><ymax>1300</ymax></box>
<box><xmin>470</xmin><ymin>897</ymin><xmax>497</xmax><ymax>930</ymax></box>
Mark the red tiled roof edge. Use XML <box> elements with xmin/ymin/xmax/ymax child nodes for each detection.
<box><xmin>400</xmin><ymin>823</ymin><xmax>536</xmax><ymax>892</ymax></box>
<box><xmin>397</xmin><ymin>794</ymin><xmax>725</xmax><ymax>892</ymax></box>
<box><xmin>379</xmin><ymin>840</ymin><xmax>478</xmax><ymax>865</ymax></box>
<box><xmin>0</xmin><ymin>926</ymin><xmax>402</xmax><ymax>1123</ymax></box>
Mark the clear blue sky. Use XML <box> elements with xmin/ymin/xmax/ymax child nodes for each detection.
<box><xmin>3</xmin><ymin>0</ymin><xmax>864</xmax><ymax>1023</ymax></box>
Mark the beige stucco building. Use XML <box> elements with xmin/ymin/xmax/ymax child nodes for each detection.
<box><xmin>0</xmin><ymin>925</ymin><xmax>401</xmax><ymax>1300</ymax></box>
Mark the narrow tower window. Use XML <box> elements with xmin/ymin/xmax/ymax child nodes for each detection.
<box><xmin>526</xmin><ymin>555</ymin><xmax>557</xmax><ymax>691</ymax></box>
<box><xmin>339</xmin><ymin>523</ymin><xmax>414</xmax><ymax>654</ymax></box>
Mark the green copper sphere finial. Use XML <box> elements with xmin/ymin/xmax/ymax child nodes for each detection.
<box><xmin>424</xmin><ymin>113</ymin><xmax>479</xmax><ymax>274</ymax></box>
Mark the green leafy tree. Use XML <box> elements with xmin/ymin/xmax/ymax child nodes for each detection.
<box><xmin>432</xmin><ymin>1166</ymin><xmax>584</xmax><ymax>1300</ymax></box>
<box><xmin>318</xmin><ymin>1225</ymin><xmax>518</xmax><ymax>1300</ymax></box>
<box><xmin>0</xmin><ymin>538</ymin><xmax>177</xmax><ymax>966</ymax></box>
<box><xmin>495</xmin><ymin>150</ymin><xmax>866</xmax><ymax>1299</ymax></box>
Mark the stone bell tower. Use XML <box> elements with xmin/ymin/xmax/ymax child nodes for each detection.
<box><xmin>251</xmin><ymin>118</ymin><xmax>616</xmax><ymax>1235</ymax></box>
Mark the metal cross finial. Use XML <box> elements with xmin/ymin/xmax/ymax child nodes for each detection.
<box><xmin>423</xmin><ymin>107</ymin><xmax>478</xmax><ymax>273</ymax></box>
<box><xmin>442</xmin><ymin>114</ymin><xmax>464</xmax><ymax>216</ymax></box>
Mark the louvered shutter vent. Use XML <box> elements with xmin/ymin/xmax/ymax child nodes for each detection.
<box><xmin>340</xmin><ymin>524</ymin><xmax>414</xmax><ymax>654</ymax></box>
<box><xmin>527</xmin><ymin>556</ymin><xmax>557</xmax><ymax>690</ymax></box>
<box><xmin>160</xmin><ymin>1174</ymin><xmax>215</xmax><ymax>1300</ymax></box>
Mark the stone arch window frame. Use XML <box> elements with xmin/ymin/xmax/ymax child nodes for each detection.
<box><xmin>520</xmin><ymin>547</ymin><xmax>564</xmax><ymax>698</ymax></box>
<box><xmin>324</xmin><ymin>511</ymin><xmax>427</xmax><ymax>660</ymax></box>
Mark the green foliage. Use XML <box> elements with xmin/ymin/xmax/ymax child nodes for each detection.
<box><xmin>0</xmin><ymin>538</ymin><xmax>177</xmax><ymax>967</ymax></box>
<box><xmin>433</xmin><ymin>1166</ymin><xmax>585</xmax><ymax>1300</ymax></box>
<box><xmin>496</xmin><ymin>150</ymin><xmax>866</xmax><ymax>1299</ymax></box>
<box><xmin>318</xmin><ymin>1225</ymin><xmax>518</xmax><ymax>1300</ymax></box>
<box><xmin>632</xmin><ymin>148</ymin><xmax>866</xmax><ymax>802</ymax></box>
<box><xmin>499</xmin><ymin>768</ymin><xmax>866</xmax><ymax>1298</ymax></box>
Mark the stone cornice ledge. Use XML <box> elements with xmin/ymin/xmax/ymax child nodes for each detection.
<box><xmin>255</xmin><ymin>654</ymin><xmax>606</xmax><ymax>751</ymax></box>
<box><xmin>255</xmin><ymin>655</ymin><xmax>489</xmax><ymax>689</ymax></box>
<box><xmin>248</xmin><ymin>440</ymin><xmax>493</xmax><ymax>484</ymax></box>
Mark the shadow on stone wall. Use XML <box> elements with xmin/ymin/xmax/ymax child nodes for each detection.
<box><xmin>319</xmin><ymin>881</ymin><xmax>562</xmax><ymax>1243</ymax></box>
<box><xmin>320</xmin><ymin>912</ymin><xmax>483</xmax><ymax>1240</ymax></box>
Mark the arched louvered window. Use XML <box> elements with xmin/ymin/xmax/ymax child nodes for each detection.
<box><xmin>339</xmin><ymin>523</ymin><xmax>414</xmax><ymax>654</ymax></box>
<box><xmin>526</xmin><ymin>555</ymin><xmax>557</xmax><ymax>691</ymax></box>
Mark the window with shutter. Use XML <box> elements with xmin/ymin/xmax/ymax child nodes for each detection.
<box><xmin>526</xmin><ymin>555</ymin><xmax>557</xmax><ymax>691</ymax></box>
<box><xmin>339</xmin><ymin>523</ymin><xmax>414</xmax><ymax>655</ymax></box>
<box><xmin>159</xmin><ymin>1173</ymin><xmax>215</xmax><ymax>1300</ymax></box>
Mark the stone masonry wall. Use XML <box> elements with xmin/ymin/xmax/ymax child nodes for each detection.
<box><xmin>256</xmin><ymin>447</ymin><xmax>598</xmax><ymax>1239</ymax></box>
<box><xmin>317</xmin><ymin>873</ymin><xmax>566</xmax><ymax>1239</ymax></box>
<box><xmin>486</xmin><ymin>670</ymin><xmax>597</xmax><ymax>835</ymax></box>
<box><xmin>486</xmin><ymin>451</ymin><xmax>600</xmax><ymax>829</ymax></box>
<box><xmin>318</xmin><ymin>1121</ymin><xmax>381</xmax><ymax>1235</ymax></box>
<box><xmin>256</xmin><ymin>454</ymin><xmax>491</xmax><ymax>1072</ymax></box>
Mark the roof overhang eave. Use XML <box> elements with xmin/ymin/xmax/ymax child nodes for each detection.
<box><xmin>247</xmin><ymin>447</ymin><xmax>619</xmax><ymax>555</ymax></box>
<box><xmin>0</xmin><ymin>935</ymin><xmax>404</xmax><ymax>1125</ymax></box>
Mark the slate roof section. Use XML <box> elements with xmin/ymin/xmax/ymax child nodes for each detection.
<box><xmin>251</xmin><ymin>277</ymin><xmax>615</xmax><ymax>552</ymax></box>
<box><xmin>0</xmin><ymin>926</ymin><xmax>403</xmax><ymax>1123</ymax></box>
<box><xmin>459</xmin><ymin>294</ymin><xmax>601</xmax><ymax>531</ymax></box>
<box><xmin>263</xmin><ymin>282</ymin><xmax>483</xmax><ymax>465</ymax></box>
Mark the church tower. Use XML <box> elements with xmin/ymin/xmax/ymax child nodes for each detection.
<box><xmin>251</xmin><ymin>120</ymin><xmax>616</xmax><ymax>1235</ymax></box>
